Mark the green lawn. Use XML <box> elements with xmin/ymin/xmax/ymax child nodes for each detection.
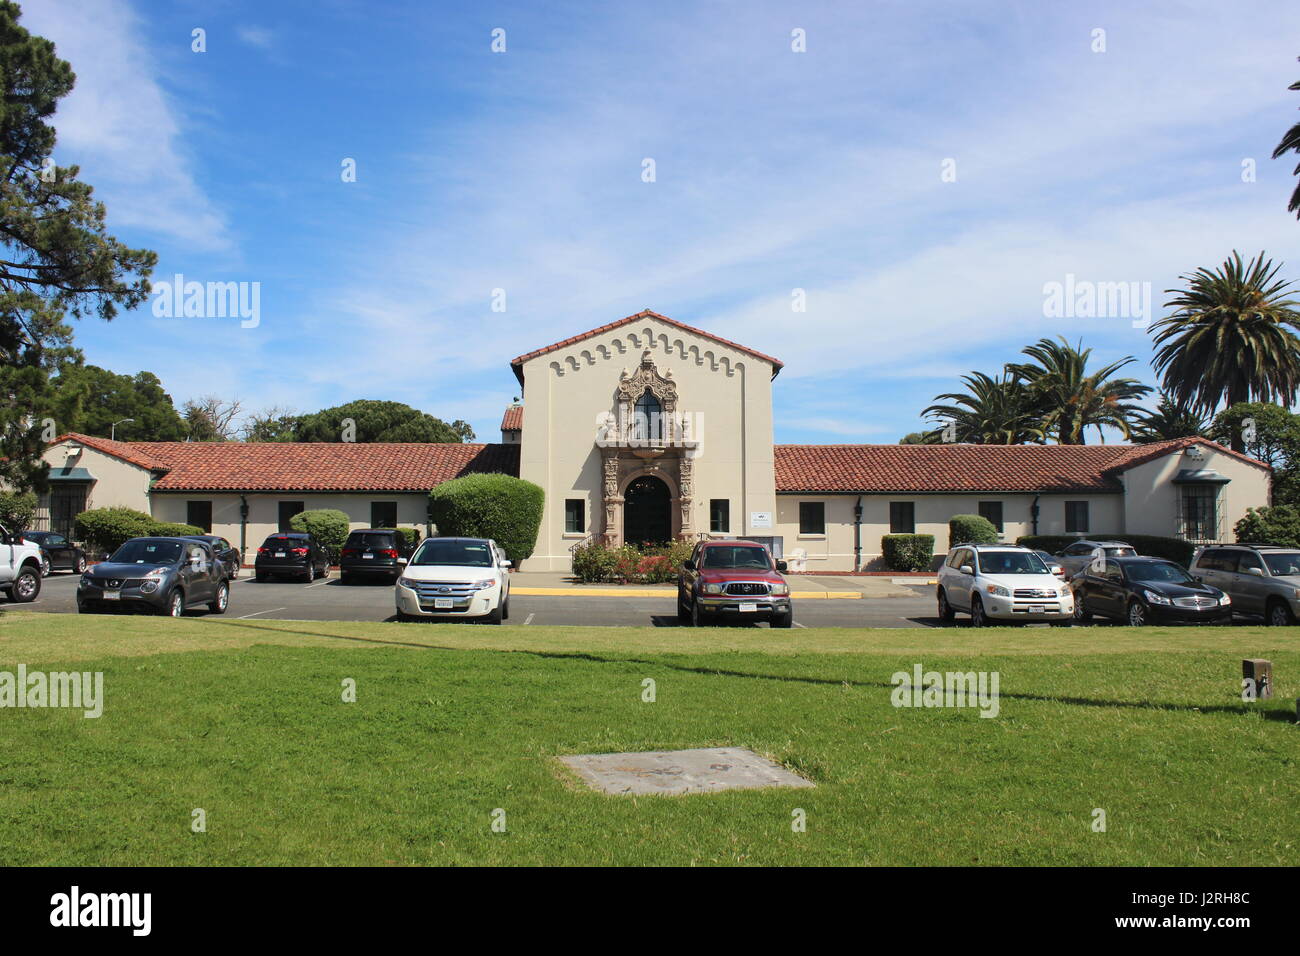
<box><xmin>0</xmin><ymin>611</ymin><xmax>1296</xmax><ymax>865</ymax></box>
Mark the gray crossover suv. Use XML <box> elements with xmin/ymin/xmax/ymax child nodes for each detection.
<box><xmin>1189</xmin><ymin>544</ymin><xmax>1300</xmax><ymax>626</ymax></box>
<box><xmin>78</xmin><ymin>536</ymin><xmax>231</xmax><ymax>617</ymax></box>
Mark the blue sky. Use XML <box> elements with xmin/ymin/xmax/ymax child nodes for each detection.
<box><xmin>24</xmin><ymin>0</ymin><xmax>1300</xmax><ymax>443</ymax></box>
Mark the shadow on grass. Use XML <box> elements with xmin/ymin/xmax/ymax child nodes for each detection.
<box><xmin>204</xmin><ymin>618</ymin><xmax>1298</xmax><ymax>724</ymax></box>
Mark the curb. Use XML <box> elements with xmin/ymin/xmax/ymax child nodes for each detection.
<box><xmin>511</xmin><ymin>587</ymin><xmax>863</xmax><ymax>600</ymax></box>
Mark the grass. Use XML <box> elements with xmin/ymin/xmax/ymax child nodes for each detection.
<box><xmin>0</xmin><ymin>611</ymin><xmax>1296</xmax><ymax>866</ymax></box>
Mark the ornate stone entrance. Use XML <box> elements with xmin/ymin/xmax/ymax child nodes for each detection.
<box><xmin>596</xmin><ymin>350</ymin><xmax>699</xmax><ymax>546</ymax></box>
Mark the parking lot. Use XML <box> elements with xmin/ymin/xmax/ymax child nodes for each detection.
<box><xmin>16</xmin><ymin>571</ymin><xmax>945</xmax><ymax>628</ymax></box>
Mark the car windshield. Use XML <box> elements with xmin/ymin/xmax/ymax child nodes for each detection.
<box><xmin>411</xmin><ymin>539</ymin><xmax>493</xmax><ymax>568</ymax></box>
<box><xmin>1262</xmin><ymin>552</ymin><xmax>1300</xmax><ymax>576</ymax></box>
<box><xmin>1124</xmin><ymin>562</ymin><xmax>1194</xmax><ymax>585</ymax></box>
<box><xmin>110</xmin><ymin>539</ymin><xmax>183</xmax><ymax>565</ymax></box>
<box><xmin>979</xmin><ymin>551</ymin><xmax>1049</xmax><ymax>575</ymax></box>
<box><xmin>701</xmin><ymin>546</ymin><xmax>771</xmax><ymax>570</ymax></box>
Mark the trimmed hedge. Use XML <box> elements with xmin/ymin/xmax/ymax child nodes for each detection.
<box><xmin>428</xmin><ymin>473</ymin><xmax>544</xmax><ymax>564</ymax></box>
<box><xmin>289</xmin><ymin>509</ymin><xmax>351</xmax><ymax>560</ymax></box>
<box><xmin>881</xmin><ymin>533</ymin><xmax>935</xmax><ymax>571</ymax></box>
<box><xmin>949</xmin><ymin>514</ymin><xmax>999</xmax><ymax>549</ymax></box>
<box><xmin>1015</xmin><ymin>533</ymin><xmax>1198</xmax><ymax>567</ymax></box>
<box><xmin>0</xmin><ymin>491</ymin><xmax>37</xmax><ymax>531</ymax></box>
<box><xmin>1234</xmin><ymin>506</ymin><xmax>1300</xmax><ymax>548</ymax></box>
<box><xmin>149</xmin><ymin>522</ymin><xmax>204</xmax><ymax>538</ymax></box>
<box><xmin>75</xmin><ymin>508</ymin><xmax>157</xmax><ymax>553</ymax></box>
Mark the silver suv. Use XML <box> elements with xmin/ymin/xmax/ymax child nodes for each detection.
<box><xmin>1189</xmin><ymin>544</ymin><xmax>1300</xmax><ymax>626</ymax></box>
<box><xmin>937</xmin><ymin>543</ymin><xmax>1074</xmax><ymax>627</ymax></box>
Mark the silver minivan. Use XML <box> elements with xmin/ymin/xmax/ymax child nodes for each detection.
<box><xmin>1190</xmin><ymin>544</ymin><xmax>1300</xmax><ymax>626</ymax></box>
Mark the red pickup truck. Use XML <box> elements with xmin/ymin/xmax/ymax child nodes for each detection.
<box><xmin>678</xmin><ymin>539</ymin><xmax>792</xmax><ymax>628</ymax></box>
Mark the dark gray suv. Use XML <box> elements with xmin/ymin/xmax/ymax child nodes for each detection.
<box><xmin>78</xmin><ymin>537</ymin><xmax>231</xmax><ymax>617</ymax></box>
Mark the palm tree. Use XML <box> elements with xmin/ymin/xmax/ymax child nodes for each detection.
<box><xmin>1006</xmin><ymin>337</ymin><xmax>1152</xmax><ymax>444</ymax></box>
<box><xmin>1151</xmin><ymin>251</ymin><xmax>1300</xmax><ymax>451</ymax></box>
<box><xmin>1272</xmin><ymin>58</ymin><xmax>1300</xmax><ymax>219</ymax></box>
<box><xmin>1129</xmin><ymin>394</ymin><xmax>1209</xmax><ymax>444</ymax></box>
<box><xmin>923</xmin><ymin>371</ymin><xmax>1044</xmax><ymax>444</ymax></box>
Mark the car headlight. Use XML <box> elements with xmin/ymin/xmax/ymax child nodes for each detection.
<box><xmin>770</xmin><ymin>582</ymin><xmax>789</xmax><ymax>596</ymax></box>
<box><xmin>1143</xmin><ymin>589</ymin><xmax>1171</xmax><ymax>605</ymax></box>
<box><xmin>472</xmin><ymin>578</ymin><xmax>496</xmax><ymax>590</ymax></box>
<box><xmin>139</xmin><ymin>580</ymin><xmax>159</xmax><ymax>593</ymax></box>
<box><xmin>1219</xmin><ymin>594</ymin><xmax>1232</xmax><ymax>606</ymax></box>
<box><xmin>397</xmin><ymin>577</ymin><xmax>418</xmax><ymax>589</ymax></box>
<box><xmin>80</xmin><ymin>573</ymin><xmax>93</xmax><ymax>587</ymax></box>
<box><xmin>985</xmin><ymin>583</ymin><xmax>1010</xmax><ymax>597</ymax></box>
<box><xmin>1058</xmin><ymin>586</ymin><xmax>1071</xmax><ymax>598</ymax></box>
<box><xmin>703</xmin><ymin>582</ymin><xmax>724</xmax><ymax>595</ymax></box>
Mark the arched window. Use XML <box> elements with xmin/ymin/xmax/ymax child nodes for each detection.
<box><xmin>633</xmin><ymin>389</ymin><xmax>663</xmax><ymax>440</ymax></box>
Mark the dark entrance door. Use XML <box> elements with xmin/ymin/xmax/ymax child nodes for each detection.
<box><xmin>49</xmin><ymin>484</ymin><xmax>88</xmax><ymax>538</ymax></box>
<box><xmin>624</xmin><ymin>475</ymin><xmax>671</xmax><ymax>545</ymax></box>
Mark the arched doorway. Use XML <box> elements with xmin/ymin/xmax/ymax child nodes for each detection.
<box><xmin>623</xmin><ymin>474</ymin><xmax>671</xmax><ymax>545</ymax></box>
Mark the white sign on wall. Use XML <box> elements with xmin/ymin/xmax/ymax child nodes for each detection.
<box><xmin>750</xmin><ymin>512</ymin><xmax>772</xmax><ymax>529</ymax></box>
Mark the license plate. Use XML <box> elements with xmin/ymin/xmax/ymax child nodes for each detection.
<box><xmin>1029</xmin><ymin>604</ymin><xmax>1044</xmax><ymax>613</ymax></box>
<box><xmin>102</xmin><ymin>590</ymin><xmax>120</xmax><ymax>600</ymax></box>
<box><xmin>275</xmin><ymin>552</ymin><xmax>286</xmax><ymax>558</ymax></box>
<box><xmin>362</xmin><ymin>553</ymin><xmax>374</xmax><ymax>559</ymax></box>
<box><xmin>739</xmin><ymin>602</ymin><xmax>758</xmax><ymax>613</ymax></box>
<box><xmin>434</xmin><ymin>598</ymin><xmax>453</xmax><ymax>609</ymax></box>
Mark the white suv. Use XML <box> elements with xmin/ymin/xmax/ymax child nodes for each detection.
<box><xmin>937</xmin><ymin>543</ymin><xmax>1073</xmax><ymax>627</ymax></box>
<box><xmin>0</xmin><ymin>523</ymin><xmax>44</xmax><ymax>604</ymax></box>
<box><xmin>395</xmin><ymin>536</ymin><xmax>511</xmax><ymax>624</ymax></box>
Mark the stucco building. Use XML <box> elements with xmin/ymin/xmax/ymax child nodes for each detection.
<box><xmin>33</xmin><ymin>309</ymin><xmax>1272</xmax><ymax>570</ymax></box>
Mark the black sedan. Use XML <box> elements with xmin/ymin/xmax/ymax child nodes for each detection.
<box><xmin>21</xmin><ymin>531</ymin><xmax>87</xmax><ymax>576</ymax></box>
<box><xmin>184</xmin><ymin>534</ymin><xmax>242</xmax><ymax>579</ymax></box>
<box><xmin>1071</xmin><ymin>556</ymin><xmax>1232</xmax><ymax>626</ymax></box>
<box><xmin>253</xmin><ymin>532</ymin><xmax>331</xmax><ymax>582</ymax></box>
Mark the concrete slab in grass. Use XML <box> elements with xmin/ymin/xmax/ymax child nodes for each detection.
<box><xmin>560</xmin><ymin>747</ymin><xmax>815</xmax><ymax>796</ymax></box>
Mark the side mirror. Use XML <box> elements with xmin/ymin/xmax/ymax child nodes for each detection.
<box><xmin>959</xmin><ymin>564</ymin><xmax>973</xmax><ymax>575</ymax></box>
<box><xmin>1245</xmin><ymin>566</ymin><xmax>1263</xmax><ymax>577</ymax></box>
<box><xmin>775</xmin><ymin>560</ymin><xmax>787</xmax><ymax>572</ymax></box>
<box><xmin>501</xmin><ymin>559</ymin><xmax>512</xmax><ymax>568</ymax></box>
<box><xmin>398</xmin><ymin>557</ymin><xmax>408</xmax><ymax>565</ymax></box>
<box><xmin>683</xmin><ymin>559</ymin><xmax>696</xmax><ymax>572</ymax></box>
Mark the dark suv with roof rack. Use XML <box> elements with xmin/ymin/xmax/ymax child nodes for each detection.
<box><xmin>1190</xmin><ymin>543</ymin><xmax>1300</xmax><ymax>626</ymax></box>
<box><xmin>253</xmin><ymin>532</ymin><xmax>331</xmax><ymax>582</ymax></box>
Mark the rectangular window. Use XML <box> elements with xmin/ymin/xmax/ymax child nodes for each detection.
<box><xmin>889</xmin><ymin>501</ymin><xmax>915</xmax><ymax>534</ymax></box>
<box><xmin>978</xmin><ymin>501</ymin><xmax>1004</xmax><ymax>533</ymax></box>
<box><xmin>370</xmin><ymin>501</ymin><xmax>398</xmax><ymax>528</ymax></box>
<box><xmin>799</xmin><ymin>501</ymin><xmax>825</xmax><ymax>535</ymax></box>
<box><xmin>1180</xmin><ymin>486</ymin><xmax>1219</xmax><ymax>542</ymax></box>
<box><xmin>709</xmin><ymin>499</ymin><xmax>730</xmax><ymax>533</ymax></box>
<box><xmin>1065</xmin><ymin>501</ymin><xmax>1090</xmax><ymax>534</ymax></box>
<box><xmin>278</xmin><ymin>500</ymin><xmax>304</xmax><ymax>532</ymax></box>
<box><xmin>186</xmin><ymin>500</ymin><xmax>213</xmax><ymax>533</ymax></box>
<box><xmin>565</xmin><ymin>499</ymin><xmax>585</xmax><ymax>534</ymax></box>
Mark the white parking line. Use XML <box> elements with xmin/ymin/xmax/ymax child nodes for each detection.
<box><xmin>237</xmin><ymin>607</ymin><xmax>286</xmax><ymax>619</ymax></box>
<box><xmin>792</xmin><ymin>621</ymin><xmax>807</xmax><ymax>628</ymax></box>
<box><xmin>305</xmin><ymin>581</ymin><xmax>330</xmax><ymax>589</ymax></box>
<box><xmin>524</xmin><ymin>613</ymin><xmax>535</xmax><ymax>626</ymax></box>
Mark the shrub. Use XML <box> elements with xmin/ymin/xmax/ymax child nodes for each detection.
<box><xmin>289</xmin><ymin>509</ymin><xmax>351</xmax><ymax>561</ymax></box>
<box><xmin>1234</xmin><ymin>506</ymin><xmax>1300</xmax><ymax>548</ymax></box>
<box><xmin>1015</xmin><ymin>533</ymin><xmax>1199</xmax><ymax>567</ymax></box>
<box><xmin>0</xmin><ymin>491</ymin><xmax>37</xmax><ymax>531</ymax></box>
<box><xmin>881</xmin><ymin>533</ymin><xmax>936</xmax><ymax>571</ymax></box>
<box><xmin>571</xmin><ymin>540</ymin><xmax>618</xmax><ymax>582</ymax></box>
<box><xmin>428</xmin><ymin>473</ymin><xmax>544</xmax><ymax>565</ymax></box>
<box><xmin>948</xmin><ymin>514</ymin><xmax>999</xmax><ymax>549</ymax></box>
<box><xmin>148</xmin><ymin>522</ymin><xmax>204</xmax><ymax>538</ymax></box>
<box><xmin>74</xmin><ymin>507</ymin><xmax>156</xmax><ymax>554</ymax></box>
<box><xmin>569</xmin><ymin>539</ymin><xmax>693</xmax><ymax>583</ymax></box>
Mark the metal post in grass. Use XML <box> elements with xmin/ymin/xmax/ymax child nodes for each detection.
<box><xmin>1242</xmin><ymin>659</ymin><xmax>1273</xmax><ymax>701</ymax></box>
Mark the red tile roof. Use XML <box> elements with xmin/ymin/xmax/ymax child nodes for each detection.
<box><xmin>500</xmin><ymin>405</ymin><xmax>523</xmax><ymax>432</ymax></box>
<box><xmin>774</xmin><ymin>438</ymin><xmax>1267</xmax><ymax>494</ymax></box>
<box><xmin>131</xmin><ymin>441</ymin><xmax>519</xmax><ymax>492</ymax></box>
<box><xmin>509</xmin><ymin>309</ymin><xmax>784</xmax><ymax>384</ymax></box>
<box><xmin>51</xmin><ymin>433</ymin><xmax>169</xmax><ymax>471</ymax></box>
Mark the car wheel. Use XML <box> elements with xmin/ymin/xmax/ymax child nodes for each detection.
<box><xmin>502</xmin><ymin>595</ymin><xmax>510</xmax><ymax>621</ymax></box>
<box><xmin>1073</xmin><ymin>598</ymin><xmax>1092</xmax><ymax>623</ymax></box>
<box><xmin>208</xmin><ymin>581</ymin><xmax>229</xmax><ymax>614</ymax></box>
<box><xmin>40</xmin><ymin>555</ymin><xmax>50</xmax><ymax>576</ymax></box>
<box><xmin>1266</xmin><ymin>599</ymin><xmax>1295</xmax><ymax>627</ymax></box>
<box><xmin>9</xmin><ymin>567</ymin><xmax>40</xmax><ymax>603</ymax></box>
<box><xmin>937</xmin><ymin>588</ymin><xmax>954</xmax><ymax>622</ymax></box>
<box><xmin>771</xmin><ymin>611</ymin><xmax>793</xmax><ymax>629</ymax></box>
<box><xmin>255</xmin><ymin>571</ymin><xmax>268</xmax><ymax>583</ymax></box>
<box><xmin>74</xmin><ymin>556</ymin><xmax>87</xmax><ymax>574</ymax></box>
<box><xmin>319</xmin><ymin>564</ymin><xmax>330</xmax><ymax>579</ymax></box>
<box><xmin>163</xmin><ymin>589</ymin><xmax>185</xmax><ymax>618</ymax></box>
<box><xmin>1127</xmin><ymin>600</ymin><xmax>1147</xmax><ymax>627</ymax></box>
<box><xmin>304</xmin><ymin>564</ymin><xmax>315</xmax><ymax>583</ymax></box>
<box><xmin>677</xmin><ymin>588</ymin><xmax>691</xmax><ymax>623</ymax></box>
<box><xmin>970</xmin><ymin>595</ymin><xmax>987</xmax><ymax>628</ymax></box>
<box><xmin>690</xmin><ymin>599</ymin><xmax>706</xmax><ymax>628</ymax></box>
<box><xmin>485</xmin><ymin>603</ymin><xmax>503</xmax><ymax>625</ymax></box>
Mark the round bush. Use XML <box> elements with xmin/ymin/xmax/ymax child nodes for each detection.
<box><xmin>74</xmin><ymin>507</ymin><xmax>156</xmax><ymax>554</ymax></box>
<box><xmin>1234</xmin><ymin>506</ymin><xmax>1300</xmax><ymax>549</ymax></box>
<box><xmin>428</xmin><ymin>473</ymin><xmax>544</xmax><ymax>565</ymax></box>
<box><xmin>948</xmin><ymin>514</ymin><xmax>999</xmax><ymax>549</ymax></box>
<box><xmin>289</xmin><ymin>509</ymin><xmax>351</xmax><ymax>561</ymax></box>
<box><xmin>881</xmin><ymin>533</ymin><xmax>936</xmax><ymax>571</ymax></box>
<box><xmin>0</xmin><ymin>491</ymin><xmax>38</xmax><ymax>531</ymax></box>
<box><xmin>148</xmin><ymin>522</ymin><xmax>204</xmax><ymax>538</ymax></box>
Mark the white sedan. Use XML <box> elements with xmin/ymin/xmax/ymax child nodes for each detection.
<box><xmin>394</xmin><ymin>537</ymin><xmax>511</xmax><ymax>624</ymax></box>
